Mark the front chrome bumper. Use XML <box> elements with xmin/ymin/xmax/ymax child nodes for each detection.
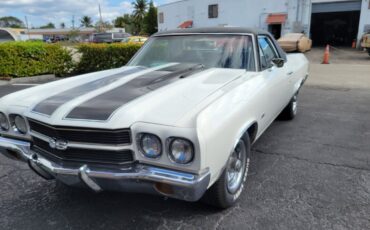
<box><xmin>0</xmin><ymin>136</ymin><xmax>210</xmax><ymax>202</ymax></box>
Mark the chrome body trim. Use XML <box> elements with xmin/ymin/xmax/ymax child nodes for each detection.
<box><xmin>0</xmin><ymin>136</ymin><xmax>210</xmax><ymax>202</ymax></box>
<box><xmin>30</xmin><ymin>131</ymin><xmax>133</xmax><ymax>151</ymax></box>
<box><xmin>28</xmin><ymin>118</ymin><xmax>131</xmax><ymax>133</ymax></box>
<box><xmin>0</xmin><ymin>136</ymin><xmax>32</xmax><ymax>162</ymax></box>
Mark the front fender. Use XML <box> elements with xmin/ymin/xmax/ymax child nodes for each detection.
<box><xmin>196</xmin><ymin>92</ymin><xmax>259</xmax><ymax>186</ymax></box>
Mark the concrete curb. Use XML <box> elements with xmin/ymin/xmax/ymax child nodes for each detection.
<box><xmin>0</xmin><ymin>74</ymin><xmax>56</xmax><ymax>85</ymax></box>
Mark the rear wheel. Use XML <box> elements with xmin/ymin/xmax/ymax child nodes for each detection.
<box><xmin>279</xmin><ymin>93</ymin><xmax>298</xmax><ymax>120</ymax></box>
<box><xmin>202</xmin><ymin>135</ymin><xmax>251</xmax><ymax>209</ymax></box>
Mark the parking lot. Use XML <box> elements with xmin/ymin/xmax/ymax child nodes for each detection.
<box><xmin>0</xmin><ymin>49</ymin><xmax>369</xmax><ymax>230</ymax></box>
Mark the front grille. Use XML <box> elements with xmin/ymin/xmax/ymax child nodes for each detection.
<box><xmin>28</xmin><ymin>119</ymin><xmax>131</xmax><ymax>145</ymax></box>
<box><xmin>32</xmin><ymin>137</ymin><xmax>134</xmax><ymax>165</ymax></box>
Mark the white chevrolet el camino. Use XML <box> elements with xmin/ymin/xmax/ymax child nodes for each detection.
<box><xmin>0</xmin><ymin>28</ymin><xmax>308</xmax><ymax>208</ymax></box>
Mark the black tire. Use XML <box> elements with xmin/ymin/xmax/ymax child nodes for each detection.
<box><xmin>279</xmin><ymin>93</ymin><xmax>298</xmax><ymax>120</ymax></box>
<box><xmin>202</xmin><ymin>135</ymin><xmax>251</xmax><ymax>209</ymax></box>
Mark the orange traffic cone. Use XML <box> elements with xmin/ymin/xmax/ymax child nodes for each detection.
<box><xmin>322</xmin><ymin>45</ymin><xmax>330</xmax><ymax>64</ymax></box>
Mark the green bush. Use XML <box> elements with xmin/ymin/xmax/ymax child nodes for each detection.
<box><xmin>75</xmin><ymin>43</ymin><xmax>142</xmax><ymax>74</ymax></box>
<box><xmin>0</xmin><ymin>41</ymin><xmax>74</xmax><ymax>78</ymax></box>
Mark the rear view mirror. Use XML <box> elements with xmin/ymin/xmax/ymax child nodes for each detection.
<box><xmin>272</xmin><ymin>58</ymin><xmax>285</xmax><ymax>68</ymax></box>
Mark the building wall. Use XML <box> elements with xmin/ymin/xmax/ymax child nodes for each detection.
<box><xmin>358</xmin><ymin>0</ymin><xmax>370</xmax><ymax>39</ymax></box>
<box><xmin>158</xmin><ymin>0</ymin><xmax>312</xmax><ymax>36</ymax></box>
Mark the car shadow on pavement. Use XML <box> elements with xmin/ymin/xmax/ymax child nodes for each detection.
<box><xmin>0</xmin><ymin>164</ymin><xmax>233</xmax><ymax>229</ymax></box>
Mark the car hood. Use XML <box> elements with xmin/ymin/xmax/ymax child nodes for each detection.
<box><xmin>1</xmin><ymin>63</ymin><xmax>247</xmax><ymax>128</ymax></box>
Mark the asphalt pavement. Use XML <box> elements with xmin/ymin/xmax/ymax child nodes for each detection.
<box><xmin>0</xmin><ymin>85</ymin><xmax>31</xmax><ymax>97</ymax></box>
<box><xmin>0</xmin><ymin>63</ymin><xmax>369</xmax><ymax>230</ymax></box>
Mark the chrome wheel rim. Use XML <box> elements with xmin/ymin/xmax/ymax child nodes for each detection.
<box><xmin>292</xmin><ymin>95</ymin><xmax>298</xmax><ymax>115</ymax></box>
<box><xmin>226</xmin><ymin>140</ymin><xmax>247</xmax><ymax>194</ymax></box>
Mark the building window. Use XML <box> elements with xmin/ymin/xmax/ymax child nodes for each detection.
<box><xmin>208</xmin><ymin>4</ymin><xmax>218</xmax><ymax>18</ymax></box>
<box><xmin>159</xmin><ymin>12</ymin><xmax>164</xmax><ymax>24</ymax></box>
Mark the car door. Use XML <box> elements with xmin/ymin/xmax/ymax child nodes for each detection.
<box><xmin>258</xmin><ymin>35</ymin><xmax>291</xmax><ymax>124</ymax></box>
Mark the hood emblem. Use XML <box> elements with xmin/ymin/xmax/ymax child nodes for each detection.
<box><xmin>49</xmin><ymin>138</ymin><xmax>68</xmax><ymax>151</ymax></box>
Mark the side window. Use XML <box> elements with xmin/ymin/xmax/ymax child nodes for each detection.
<box><xmin>259</xmin><ymin>46</ymin><xmax>268</xmax><ymax>70</ymax></box>
<box><xmin>258</xmin><ymin>36</ymin><xmax>278</xmax><ymax>70</ymax></box>
<box><xmin>208</xmin><ymin>4</ymin><xmax>218</xmax><ymax>18</ymax></box>
<box><xmin>159</xmin><ymin>12</ymin><xmax>164</xmax><ymax>24</ymax></box>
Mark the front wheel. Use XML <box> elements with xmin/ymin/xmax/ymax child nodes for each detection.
<box><xmin>279</xmin><ymin>93</ymin><xmax>298</xmax><ymax>120</ymax></box>
<box><xmin>202</xmin><ymin>135</ymin><xmax>251</xmax><ymax>209</ymax></box>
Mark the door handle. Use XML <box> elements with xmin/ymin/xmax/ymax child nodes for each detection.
<box><xmin>287</xmin><ymin>71</ymin><xmax>294</xmax><ymax>76</ymax></box>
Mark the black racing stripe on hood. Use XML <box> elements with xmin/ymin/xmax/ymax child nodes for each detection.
<box><xmin>32</xmin><ymin>67</ymin><xmax>145</xmax><ymax>116</ymax></box>
<box><xmin>65</xmin><ymin>63</ymin><xmax>205</xmax><ymax>121</ymax></box>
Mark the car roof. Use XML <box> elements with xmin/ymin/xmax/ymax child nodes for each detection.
<box><xmin>154</xmin><ymin>27</ymin><xmax>269</xmax><ymax>36</ymax></box>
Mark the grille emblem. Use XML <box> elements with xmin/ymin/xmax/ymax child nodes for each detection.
<box><xmin>49</xmin><ymin>138</ymin><xmax>68</xmax><ymax>151</ymax></box>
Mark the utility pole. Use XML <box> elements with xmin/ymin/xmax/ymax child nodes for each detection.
<box><xmin>24</xmin><ymin>16</ymin><xmax>30</xmax><ymax>40</ymax></box>
<box><xmin>72</xmin><ymin>15</ymin><xmax>75</xmax><ymax>29</ymax></box>
<box><xmin>99</xmin><ymin>4</ymin><xmax>103</xmax><ymax>23</ymax></box>
<box><xmin>99</xmin><ymin>3</ymin><xmax>104</xmax><ymax>32</ymax></box>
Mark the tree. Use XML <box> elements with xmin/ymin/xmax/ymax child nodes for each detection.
<box><xmin>60</xmin><ymin>22</ymin><xmax>66</xmax><ymax>29</ymax></box>
<box><xmin>40</xmin><ymin>22</ymin><xmax>55</xmax><ymax>29</ymax></box>
<box><xmin>80</xmin><ymin>16</ymin><xmax>93</xmax><ymax>28</ymax></box>
<box><xmin>144</xmin><ymin>1</ymin><xmax>157</xmax><ymax>35</ymax></box>
<box><xmin>132</xmin><ymin>0</ymin><xmax>148</xmax><ymax>34</ymax></box>
<box><xmin>114</xmin><ymin>14</ymin><xmax>134</xmax><ymax>34</ymax></box>
<box><xmin>0</xmin><ymin>16</ymin><xmax>25</xmax><ymax>28</ymax></box>
<box><xmin>114</xmin><ymin>16</ymin><xmax>127</xmax><ymax>28</ymax></box>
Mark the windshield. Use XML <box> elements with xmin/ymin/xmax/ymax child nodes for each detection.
<box><xmin>129</xmin><ymin>35</ymin><xmax>255</xmax><ymax>71</ymax></box>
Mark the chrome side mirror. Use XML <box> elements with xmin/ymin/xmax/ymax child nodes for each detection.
<box><xmin>272</xmin><ymin>58</ymin><xmax>285</xmax><ymax>68</ymax></box>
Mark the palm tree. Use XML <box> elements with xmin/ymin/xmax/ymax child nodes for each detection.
<box><xmin>80</xmin><ymin>16</ymin><xmax>93</xmax><ymax>28</ymax></box>
<box><xmin>132</xmin><ymin>0</ymin><xmax>148</xmax><ymax>34</ymax></box>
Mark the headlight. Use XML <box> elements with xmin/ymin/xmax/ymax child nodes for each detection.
<box><xmin>0</xmin><ymin>112</ymin><xmax>9</xmax><ymax>131</ymax></box>
<box><xmin>13</xmin><ymin>115</ymin><xmax>28</xmax><ymax>134</ymax></box>
<box><xmin>169</xmin><ymin>138</ymin><xmax>194</xmax><ymax>164</ymax></box>
<box><xmin>139</xmin><ymin>133</ymin><xmax>162</xmax><ymax>159</ymax></box>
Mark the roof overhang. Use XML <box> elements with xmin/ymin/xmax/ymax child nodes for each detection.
<box><xmin>178</xmin><ymin>20</ymin><xmax>193</xmax><ymax>29</ymax></box>
<box><xmin>266</xmin><ymin>14</ymin><xmax>287</xmax><ymax>24</ymax></box>
<box><xmin>27</xmin><ymin>28</ymin><xmax>96</xmax><ymax>36</ymax></box>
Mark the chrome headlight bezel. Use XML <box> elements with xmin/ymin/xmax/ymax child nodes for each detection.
<box><xmin>0</xmin><ymin>112</ymin><xmax>9</xmax><ymax>131</ymax></box>
<box><xmin>10</xmin><ymin>114</ymin><xmax>28</xmax><ymax>134</ymax></box>
<box><xmin>138</xmin><ymin>133</ymin><xmax>163</xmax><ymax>159</ymax></box>
<box><xmin>168</xmin><ymin>138</ymin><xmax>195</xmax><ymax>165</ymax></box>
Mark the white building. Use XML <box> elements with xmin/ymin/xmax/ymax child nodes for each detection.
<box><xmin>158</xmin><ymin>0</ymin><xmax>370</xmax><ymax>47</ymax></box>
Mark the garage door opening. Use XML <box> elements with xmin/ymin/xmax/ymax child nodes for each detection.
<box><xmin>311</xmin><ymin>11</ymin><xmax>360</xmax><ymax>47</ymax></box>
<box><xmin>310</xmin><ymin>0</ymin><xmax>362</xmax><ymax>47</ymax></box>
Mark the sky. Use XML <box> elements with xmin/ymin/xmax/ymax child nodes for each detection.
<box><xmin>0</xmin><ymin>0</ymin><xmax>177</xmax><ymax>28</ymax></box>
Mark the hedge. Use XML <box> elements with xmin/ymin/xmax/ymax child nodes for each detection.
<box><xmin>75</xmin><ymin>43</ymin><xmax>142</xmax><ymax>74</ymax></box>
<box><xmin>0</xmin><ymin>41</ymin><xmax>74</xmax><ymax>78</ymax></box>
